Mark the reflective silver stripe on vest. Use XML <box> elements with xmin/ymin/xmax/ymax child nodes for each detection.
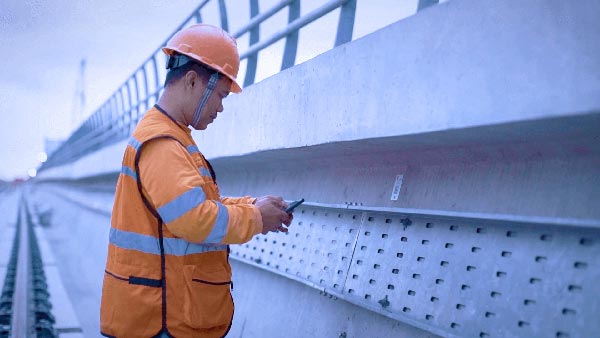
<box><xmin>203</xmin><ymin>202</ymin><xmax>229</xmax><ymax>243</ymax></box>
<box><xmin>187</xmin><ymin>145</ymin><xmax>200</xmax><ymax>154</ymax></box>
<box><xmin>128</xmin><ymin>136</ymin><xmax>142</xmax><ymax>151</ymax></box>
<box><xmin>109</xmin><ymin>228</ymin><xmax>228</xmax><ymax>256</ymax></box>
<box><xmin>121</xmin><ymin>165</ymin><xmax>137</xmax><ymax>180</ymax></box>
<box><xmin>199</xmin><ymin>167</ymin><xmax>211</xmax><ymax>177</ymax></box>
<box><xmin>158</xmin><ymin>187</ymin><xmax>206</xmax><ymax>223</ymax></box>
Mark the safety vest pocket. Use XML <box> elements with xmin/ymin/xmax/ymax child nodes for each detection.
<box><xmin>101</xmin><ymin>269</ymin><xmax>162</xmax><ymax>337</ymax></box>
<box><xmin>182</xmin><ymin>265</ymin><xmax>233</xmax><ymax>329</ymax></box>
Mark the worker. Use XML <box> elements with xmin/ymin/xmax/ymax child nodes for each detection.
<box><xmin>100</xmin><ymin>24</ymin><xmax>293</xmax><ymax>338</ymax></box>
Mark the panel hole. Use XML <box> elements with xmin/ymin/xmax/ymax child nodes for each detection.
<box><xmin>413</xmin><ymin>274</ymin><xmax>421</xmax><ymax>279</ymax></box>
<box><xmin>556</xmin><ymin>332</ymin><xmax>570</xmax><ymax>338</ymax></box>
<box><xmin>574</xmin><ymin>262</ymin><xmax>587</xmax><ymax>269</ymax></box>
<box><xmin>377</xmin><ymin>249</ymin><xmax>384</xmax><ymax>254</ymax></box>
<box><xmin>580</xmin><ymin>238</ymin><xmax>593</xmax><ymax>246</ymax></box>
<box><xmin>337</xmin><ymin>270</ymin><xmax>343</xmax><ymax>275</ymax></box>
<box><xmin>529</xmin><ymin>278</ymin><xmax>541</xmax><ymax>284</ymax></box>
<box><xmin>382</xmin><ymin>234</ymin><xmax>388</xmax><ymax>239</ymax></box>
<box><xmin>364</xmin><ymin>294</ymin><xmax>371</xmax><ymax>300</ymax></box>
<box><xmin>485</xmin><ymin>312</ymin><xmax>495</xmax><ymax>318</ymax></box>
<box><xmin>524</xmin><ymin>299</ymin><xmax>536</xmax><ymax>306</ymax></box>
<box><xmin>385</xmin><ymin>218</ymin><xmax>392</xmax><ymax>223</ymax></box>
<box><xmin>562</xmin><ymin>308</ymin><xmax>576</xmax><ymax>315</ymax></box>
<box><xmin>360</xmin><ymin>246</ymin><xmax>367</xmax><ymax>251</ymax></box>
<box><xmin>348</xmin><ymin>289</ymin><xmax>354</xmax><ymax>294</ymax></box>
<box><xmin>445</xmin><ymin>243</ymin><xmax>454</xmax><ymax>249</ymax></box>
<box><xmin>426</xmin><ymin>223</ymin><xmax>433</xmax><ymax>228</ymax></box>
<box><xmin>369</xmin><ymin>279</ymin><xmax>376</xmax><ymax>285</ymax></box>
<box><xmin>440</xmin><ymin>261</ymin><xmax>449</xmax><ymax>267</ymax></box>
<box><xmin>334</xmin><ymin>284</ymin><xmax>339</xmax><ymax>288</ymax></box>
<box><xmin>320</xmin><ymin>279</ymin><xmax>325</xmax><ymax>284</ymax></box>
<box><xmin>368</xmin><ymin>216</ymin><xmax>374</xmax><ymax>222</ymax></box>
<box><xmin>461</xmin><ymin>284</ymin><xmax>470</xmax><ymax>290</ymax></box>
<box><xmin>435</xmin><ymin>279</ymin><xmax>444</xmax><ymax>284</ymax></box>
<box><xmin>422</xmin><ymin>240</ymin><xmax>429</xmax><ymax>245</ymax></box>
<box><xmin>396</xmin><ymin>253</ymin><xmax>403</xmax><ymax>258</ymax></box>
<box><xmin>456</xmin><ymin>304</ymin><xmax>465</xmax><ymax>310</ymax></box>
<box><xmin>450</xmin><ymin>225</ymin><xmax>458</xmax><ymax>231</ymax></box>
<box><xmin>535</xmin><ymin>256</ymin><xmax>547</xmax><ymax>263</ymax></box>
<box><xmin>349</xmin><ymin>229</ymin><xmax>355</xmax><ymax>233</ymax></box>
<box><xmin>480</xmin><ymin>333</ymin><xmax>490</xmax><ymax>338</ymax></box>
<box><xmin>496</xmin><ymin>271</ymin><xmax>507</xmax><ymax>278</ymax></box>
<box><xmin>568</xmin><ymin>285</ymin><xmax>582</xmax><ymax>292</ymax></box>
<box><xmin>365</xmin><ymin>231</ymin><xmax>371</xmax><ymax>236</ymax></box>
<box><xmin>417</xmin><ymin>257</ymin><xmax>425</xmax><ymax>262</ymax></box>
<box><xmin>356</xmin><ymin>259</ymin><xmax>362</xmax><ymax>265</ymax></box>
<box><xmin>426</xmin><ymin>314</ymin><xmax>434</xmax><ymax>320</ymax></box>
<box><xmin>352</xmin><ymin>215</ymin><xmax>356</xmax><ymax>219</ymax></box>
<box><xmin>451</xmin><ymin>323</ymin><xmax>460</xmax><ymax>329</ymax></box>
<box><xmin>518</xmin><ymin>321</ymin><xmax>530</xmax><ymax>327</ymax></box>
<box><xmin>476</xmin><ymin>227</ymin><xmax>486</xmax><ymax>234</ymax></box>
<box><xmin>506</xmin><ymin>231</ymin><xmax>516</xmax><ymax>237</ymax></box>
<box><xmin>401</xmin><ymin>237</ymin><xmax>408</xmax><ymax>242</ymax></box>
<box><xmin>373</xmin><ymin>264</ymin><xmax>381</xmax><ymax>269</ymax></box>
<box><xmin>491</xmin><ymin>291</ymin><xmax>501</xmax><ymax>298</ymax></box>
<box><xmin>471</xmin><ymin>247</ymin><xmax>481</xmax><ymax>253</ymax></box>
<box><xmin>392</xmin><ymin>269</ymin><xmax>399</xmax><ymax>274</ymax></box>
<box><xmin>540</xmin><ymin>234</ymin><xmax>552</xmax><ymax>241</ymax></box>
<box><xmin>501</xmin><ymin>251</ymin><xmax>512</xmax><ymax>257</ymax></box>
<box><xmin>328</xmin><ymin>253</ymin><xmax>333</xmax><ymax>258</ymax></box>
<box><xmin>408</xmin><ymin>290</ymin><xmax>415</xmax><ymax>296</ymax></box>
<box><xmin>352</xmin><ymin>274</ymin><xmax>358</xmax><ymax>279</ymax></box>
<box><xmin>467</xmin><ymin>266</ymin><xmax>476</xmax><ymax>271</ymax></box>
<box><xmin>402</xmin><ymin>307</ymin><xmax>411</xmax><ymax>313</ymax></box>
<box><xmin>430</xmin><ymin>297</ymin><xmax>439</xmax><ymax>302</ymax></box>
<box><xmin>345</xmin><ymin>243</ymin><xmax>351</xmax><ymax>247</ymax></box>
<box><xmin>387</xmin><ymin>284</ymin><xmax>395</xmax><ymax>290</ymax></box>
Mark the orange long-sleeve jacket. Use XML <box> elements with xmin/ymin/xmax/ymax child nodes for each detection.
<box><xmin>100</xmin><ymin>106</ymin><xmax>262</xmax><ymax>337</ymax></box>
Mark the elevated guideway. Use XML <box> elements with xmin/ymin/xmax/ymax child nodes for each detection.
<box><xmin>16</xmin><ymin>0</ymin><xmax>600</xmax><ymax>337</ymax></box>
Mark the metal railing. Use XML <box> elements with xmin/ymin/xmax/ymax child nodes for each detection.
<box><xmin>39</xmin><ymin>0</ymin><xmax>440</xmax><ymax>171</ymax></box>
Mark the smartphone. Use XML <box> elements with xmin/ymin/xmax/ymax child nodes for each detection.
<box><xmin>285</xmin><ymin>198</ymin><xmax>305</xmax><ymax>213</ymax></box>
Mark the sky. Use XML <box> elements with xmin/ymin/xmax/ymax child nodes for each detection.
<box><xmin>0</xmin><ymin>0</ymin><xmax>421</xmax><ymax>181</ymax></box>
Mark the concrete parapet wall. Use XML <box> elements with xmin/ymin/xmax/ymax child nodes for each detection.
<box><xmin>195</xmin><ymin>0</ymin><xmax>600</xmax><ymax>158</ymax></box>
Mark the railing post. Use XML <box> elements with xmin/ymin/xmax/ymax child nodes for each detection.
<box><xmin>218</xmin><ymin>0</ymin><xmax>229</xmax><ymax>31</ymax></box>
<box><xmin>243</xmin><ymin>0</ymin><xmax>260</xmax><ymax>87</ymax></box>
<box><xmin>417</xmin><ymin>0</ymin><xmax>439</xmax><ymax>11</ymax></box>
<box><xmin>281</xmin><ymin>0</ymin><xmax>300</xmax><ymax>70</ymax></box>
<box><xmin>335</xmin><ymin>0</ymin><xmax>356</xmax><ymax>46</ymax></box>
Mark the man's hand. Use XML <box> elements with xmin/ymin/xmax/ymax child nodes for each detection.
<box><xmin>255</xmin><ymin>196</ymin><xmax>293</xmax><ymax>234</ymax></box>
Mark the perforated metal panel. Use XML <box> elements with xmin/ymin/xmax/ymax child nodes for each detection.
<box><xmin>230</xmin><ymin>205</ymin><xmax>600</xmax><ymax>338</ymax></box>
<box><xmin>232</xmin><ymin>207</ymin><xmax>363</xmax><ymax>292</ymax></box>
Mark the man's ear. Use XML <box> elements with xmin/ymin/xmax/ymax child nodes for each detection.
<box><xmin>184</xmin><ymin>70</ymin><xmax>197</xmax><ymax>89</ymax></box>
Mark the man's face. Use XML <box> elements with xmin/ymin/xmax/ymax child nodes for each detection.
<box><xmin>191</xmin><ymin>76</ymin><xmax>232</xmax><ymax>130</ymax></box>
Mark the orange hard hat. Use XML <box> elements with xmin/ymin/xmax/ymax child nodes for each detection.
<box><xmin>162</xmin><ymin>24</ymin><xmax>242</xmax><ymax>93</ymax></box>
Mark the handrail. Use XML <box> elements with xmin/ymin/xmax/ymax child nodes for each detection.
<box><xmin>39</xmin><ymin>0</ymin><xmax>440</xmax><ymax>171</ymax></box>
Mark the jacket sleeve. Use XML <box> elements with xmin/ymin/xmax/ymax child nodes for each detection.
<box><xmin>138</xmin><ymin>138</ymin><xmax>262</xmax><ymax>244</ymax></box>
<box><xmin>221</xmin><ymin>196</ymin><xmax>256</xmax><ymax>205</ymax></box>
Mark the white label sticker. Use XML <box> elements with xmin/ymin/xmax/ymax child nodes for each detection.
<box><xmin>390</xmin><ymin>174</ymin><xmax>404</xmax><ymax>201</ymax></box>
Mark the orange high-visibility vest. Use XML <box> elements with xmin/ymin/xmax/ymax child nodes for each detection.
<box><xmin>100</xmin><ymin>106</ymin><xmax>262</xmax><ymax>338</ymax></box>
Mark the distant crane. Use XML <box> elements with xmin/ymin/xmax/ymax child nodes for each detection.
<box><xmin>70</xmin><ymin>58</ymin><xmax>86</xmax><ymax>130</ymax></box>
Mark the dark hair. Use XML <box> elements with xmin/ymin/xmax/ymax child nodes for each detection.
<box><xmin>164</xmin><ymin>60</ymin><xmax>216</xmax><ymax>87</ymax></box>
